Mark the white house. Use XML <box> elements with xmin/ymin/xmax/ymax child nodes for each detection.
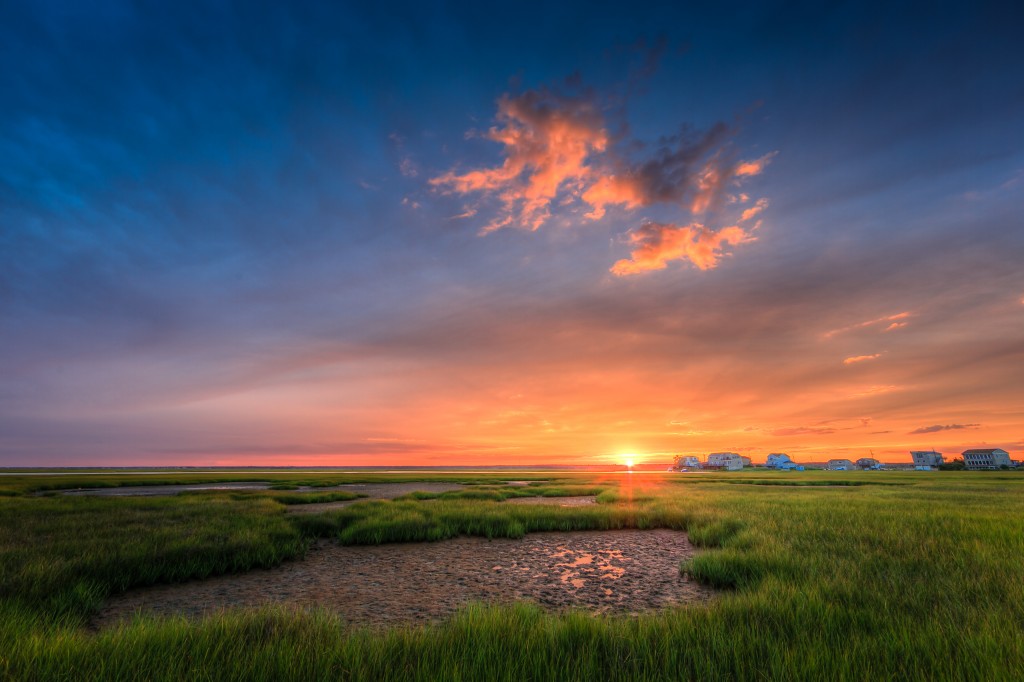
<box><xmin>826</xmin><ymin>459</ymin><xmax>854</xmax><ymax>471</ymax></box>
<box><xmin>910</xmin><ymin>450</ymin><xmax>944</xmax><ymax>470</ymax></box>
<box><xmin>706</xmin><ymin>452</ymin><xmax>744</xmax><ymax>470</ymax></box>
<box><xmin>962</xmin><ymin>448</ymin><xmax>1011</xmax><ymax>470</ymax></box>
<box><xmin>855</xmin><ymin>457</ymin><xmax>883</xmax><ymax>470</ymax></box>
<box><xmin>671</xmin><ymin>455</ymin><xmax>702</xmax><ymax>471</ymax></box>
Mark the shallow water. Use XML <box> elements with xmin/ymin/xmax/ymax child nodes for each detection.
<box><xmin>94</xmin><ymin>529</ymin><xmax>711</xmax><ymax>628</ymax></box>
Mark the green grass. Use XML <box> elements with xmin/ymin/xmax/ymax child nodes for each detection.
<box><xmin>1</xmin><ymin>470</ymin><xmax>1023</xmax><ymax>679</ymax></box>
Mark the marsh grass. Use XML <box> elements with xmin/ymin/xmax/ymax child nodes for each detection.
<box><xmin>396</xmin><ymin>484</ymin><xmax>606</xmax><ymax>503</ymax></box>
<box><xmin>2</xmin><ymin>471</ymin><xmax>1024</xmax><ymax>679</ymax></box>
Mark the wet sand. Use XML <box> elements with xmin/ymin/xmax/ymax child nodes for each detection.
<box><xmin>94</xmin><ymin>529</ymin><xmax>710</xmax><ymax>628</ymax></box>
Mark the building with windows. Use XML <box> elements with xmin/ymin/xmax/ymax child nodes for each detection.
<box><xmin>961</xmin><ymin>448</ymin><xmax>1011</xmax><ymax>470</ymax></box>
<box><xmin>671</xmin><ymin>455</ymin><xmax>702</xmax><ymax>471</ymax></box>
<box><xmin>856</xmin><ymin>457</ymin><xmax>883</xmax><ymax>470</ymax></box>
<box><xmin>910</xmin><ymin>450</ymin><xmax>944</xmax><ymax>471</ymax></box>
<box><xmin>765</xmin><ymin>453</ymin><xmax>804</xmax><ymax>470</ymax></box>
<box><xmin>826</xmin><ymin>459</ymin><xmax>854</xmax><ymax>471</ymax></box>
<box><xmin>706</xmin><ymin>452</ymin><xmax>744</xmax><ymax>470</ymax></box>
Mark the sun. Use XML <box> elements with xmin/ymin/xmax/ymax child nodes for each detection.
<box><xmin>624</xmin><ymin>456</ymin><xmax>635</xmax><ymax>470</ymax></box>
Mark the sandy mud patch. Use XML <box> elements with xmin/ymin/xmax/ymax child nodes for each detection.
<box><xmin>95</xmin><ymin>529</ymin><xmax>710</xmax><ymax>628</ymax></box>
<box><xmin>505</xmin><ymin>496</ymin><xmax>597</xmax><ymax>507</ymax></box>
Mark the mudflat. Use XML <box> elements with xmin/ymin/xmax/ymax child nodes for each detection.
<box><xmin>95</xmin><ymin>529</ymin><xmax>710</xmax><ymax>628</ymax></box>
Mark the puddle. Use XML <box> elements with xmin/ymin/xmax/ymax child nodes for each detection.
<box><xmin>505</xmin><ymin>496</ymin><xmax>597</xmax><ymax>507</ymax></box>
<box><xmin>94</xmin><ymin>529</ymin><xmax>711</xmax><ymax>628</ymax></box>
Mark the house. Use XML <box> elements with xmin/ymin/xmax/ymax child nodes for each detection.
<box><xmin>910</xmin><ymin>450</ymin><xmax>944</xmax><ymax>471</ymax></box>
<box><xmin>855</xmin><ymin>457</ymin><xmax>883</xmax><ymax>470</ymax></box>
<box><xmin>826</xmin><ymin>459</ymin><xmax>854</xmax><ymax>471</ymax></box>
<box><xmin>962</xmin><ymin>448</ymin><xmax>1011</xmax><ymax>470</ymax></box>
<box><xmin>740</xmin><ymin>456</ymin><xmax>753</xmax><ymax>468</ymax></box>
<box><xmin>764</xmin><ymin>453</ymin><xmax>802</xmax><ymax>470</ymax></box>
<box><xmin>671</xmin><ymin>455</ymin><xmax>702</xmax><ymax>471</ymax></box>
<box><xmin>706</xmin><ymin>452</ymin><xmax>744</xmax><ymax>470</ymax></box>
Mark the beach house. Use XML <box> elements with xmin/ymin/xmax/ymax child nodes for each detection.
<box><xmin>672</xmin><ymin>455</ymin><xmax>702</xmax><ymax>471</ymax></box>
<box><xmin>961</xmin><ymin>448</ymin><xmax>1011</xmax><ymax>470</ymax></box>
<box><xmin>706</xmin><ymin>452</ymin><xmax>744</xmax><ymax>470</ymax></box>
<box><xmin>765</xmin><ymin>453</ymin><xmax>802</xmax><ymax>470</ymax></box>
<box><xmin>826</xmin><ymin>459</ymin><xmax>854</xmax><ymax>471</ymax></box>
<box><xmin>910</xmin><ymin>450</ymin><xmax>944</xmax><ymax>470</ymax></box>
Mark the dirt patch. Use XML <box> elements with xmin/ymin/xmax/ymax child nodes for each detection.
<box><xmin>505</xmin><ymin>496</ymin><xmax>597</xmax><ymax>507</ymax></box>
<box><xmin>94</xmin><ymin>529</ymin><xmax>710</xmax><ymax>628</ymax></box>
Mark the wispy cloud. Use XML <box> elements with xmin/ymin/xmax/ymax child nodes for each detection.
<box><xmin>843</xmin><ymin>353</ymin><xmax>882</xmax><ymax>365</ymax></box>
<box><xmin>909</xmin><ymin>423</ymin><xmax>980</xmax><ymax>434</ymax></box>
<box><xmin>740</xmin><ymin>197</ymin><xmax>769</xmax><ymax>222</ymax></box>
<box><xmin>610</xmin><ymin>222</ymin><xmax>753</xmax><ymax>275</ymax></box>
<box><xmin>849</xmin><ymin>385</ymin><xmax>901</xmax><ymax>398</ymax></box>
<box><xmin>824</xmin><ymin>312</ymin><xmax>911</xmax><ymax>339</ymax></box>
<box><xmin>771</xmin><ymin>425</ymin><xmax>837</xmax><ymax>436</ymax></box>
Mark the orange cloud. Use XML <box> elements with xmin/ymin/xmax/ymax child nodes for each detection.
<box><xmin>610</xmin><ymin>222</ymin><xmax>754</xmax><ymax>275</ymax></box>
<box><xmin>735</xmin><ymin>152</ymin><xmax>777</xmax><ymax>177</ymax></box>
<box><xmin>849</xmin><ymin>384</ymin><xmax>901</xmax><ymax>397</ymax></box>
<box><xmin>824</xmin><ymin>312</ymin><xmax>911</xmax><ymax>339</ymax></box>
<box><xmin>581</xmin><ymin>175</ymin><xmax>645</xmax><ymax>219</ymax></box>
<box><xmin>689</xmin><ymin>153</ymin><xmax>775</xmax><ymax>214</ymax></box>
<box><xmin>843</xmin><ymin>353</ymin><xmax>882</xmax><ymax>365</ymax></box>
<box><xmin>430</xmin><ymin>88</ymin><xmax>608</xmax><ymax>233</ymax></box>
<box><xmin>434</xmin><ymin>82</ymin><xmax>774</xmax><ymax>239</ymax></box>
<box><xmin>740</xmin><ymin>197</ymin><xmax>769</xmax><ymax>222</ymax></box>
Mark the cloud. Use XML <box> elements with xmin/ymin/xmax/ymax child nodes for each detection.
<box><xmin>449</xmin><ymin>206</ymin><xmax>478</xmax><ymax>220</ymax></box>
<box><xmin>610</xmin><ymin>222</ymin><xmax>753</xmax><ymax>275</ymax></box>
<box><xmin>843</xmin><ymin>353</ymin><xmax>882</xmax><ymax>365</ymax></box>
<box><xmin>735</xmin><ymin>152</ymin><xmax>777</xmax><ymax>177</ymax></box>
<box><xmin>824</xmin><ymin>312</ymin><xmax>911</xmax><ymax>338</ymax></box>
<box><xmin>770</xmin><ymin>426</ymin><xmax>837</xmax><ymax>436</ymax></box>
<box><xmin>433</xmin><ymin>79</ymin><xmax>775</xmax><ymax>241</ymax></box>
<box><xmin>740</xmin><ymin>198</ymin><xmax>769</xmax><ymax>222</ymax></box>
<box><xmin>849</xmin><ymin>384</ymin><xmax>901</xmax><ymax>397</ymax></box>
<box><xmin>908</xmin><ymin>423</ymin><xmax>980</xmax><ymax>434</ymax></box>
<box><xmin>430</xmin><ymin>88</ymin><xmax>608</xmax><ymax>233</ymax></box>
<box><xmin>581</xmin><ymin>123</ymin><xmax>734</xmax><ymax>219</ymax></box>
<box><xmin>399</xmin><ymin>157</ymin><xmax>419</xmax><ymax>178</ymax></box>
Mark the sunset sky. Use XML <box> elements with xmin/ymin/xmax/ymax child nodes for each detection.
<box><xmin>2</xmin><ymin>1</ymin><xmax>1022</xmax><ymax>466</ymax></box>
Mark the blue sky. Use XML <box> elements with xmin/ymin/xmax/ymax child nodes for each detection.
<box><xmin>2</xmin><ymin>1</ymin><xmax>1022</xmax><ymax>465</ymax></box>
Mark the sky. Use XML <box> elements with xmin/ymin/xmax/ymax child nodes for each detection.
<box><xmin>1</xmin><ymin>0</ymin><xmax>1022</xmax><ymax>467</ymax></box>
